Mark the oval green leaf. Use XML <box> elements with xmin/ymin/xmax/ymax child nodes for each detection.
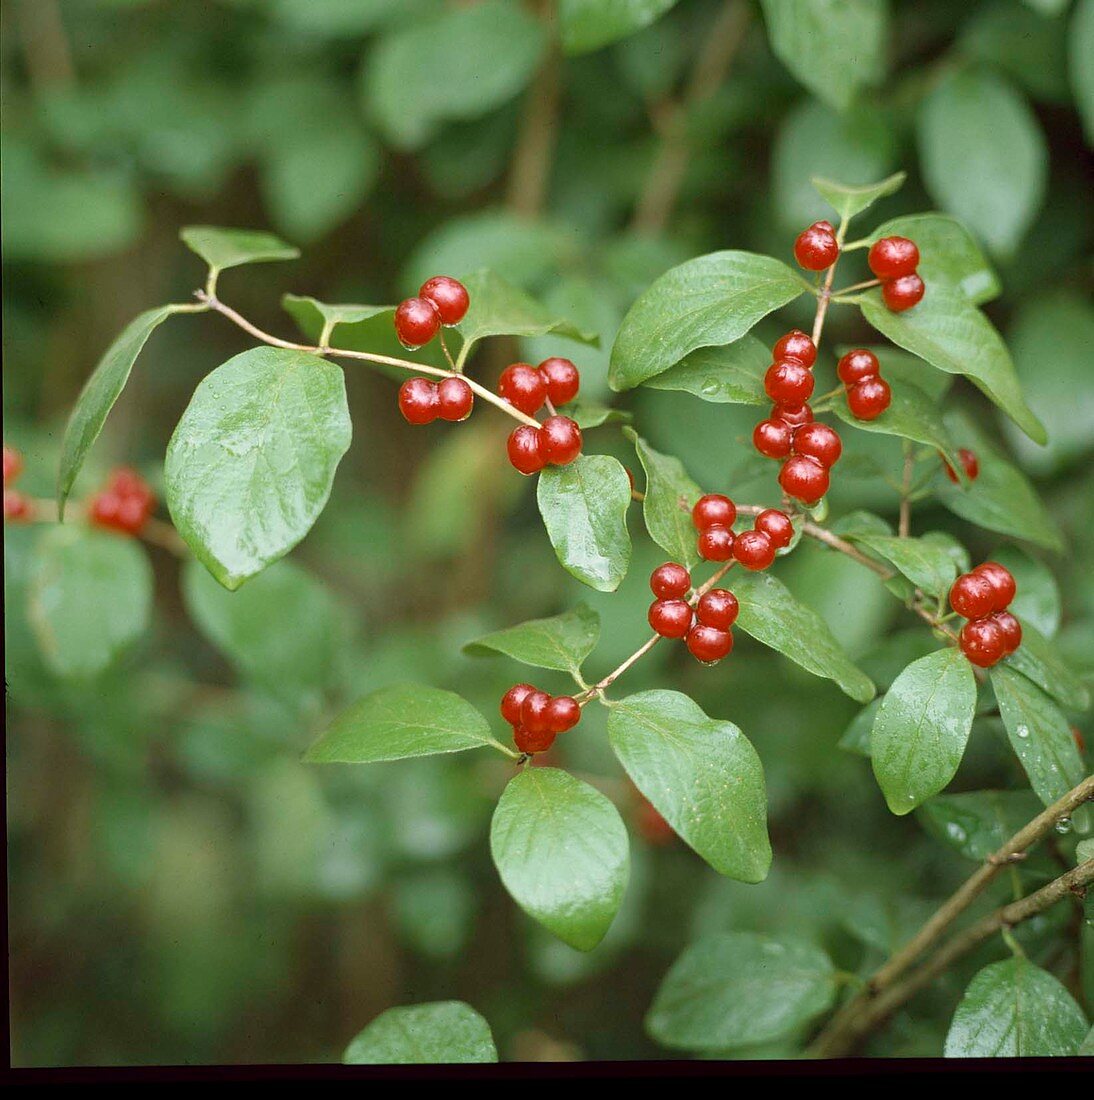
<box><xmin>344</xmin><ymin>1002</ymin><xmax>497</xmax><ymax>1064</ymax></box>
<box><xmin>180</xmin><ymin>225</ymin><xmax>299</xmax><ymax>274</ymax></box>
<box><xmin>642</xmin><ymin>336</ymin><xmax>769</xmax><ymax>405</ymax></box>
<box><xmin>624</xmin><ymin>429</ymin><xmax>702</xmax><ymax>567</ymax></box>
<box><xmin>463</xmin><ymin>603</ymin><xmax>600</xmax><ymax>678</ymax></box>
<box><xmin>842</xmin><ymin>532</ymin><xmax>958</xmax><ymax>597</ymax></box>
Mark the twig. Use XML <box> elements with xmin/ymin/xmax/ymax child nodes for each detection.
<box><xmin>898</xmin><ymin>442</ymin><xmax>914</xmax><ymax>538</ymax></box>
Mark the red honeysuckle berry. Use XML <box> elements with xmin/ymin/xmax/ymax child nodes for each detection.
<box><xmin>772</xmin><ymin>330</ymin><xmax>816</xmax><ymax>368</ymax></box>
<box><xmin>949</xmin><ymin>572</ymin><xmax>996</xmax><ymax>620</ymax></box>
<box><xmin>436</xmin><ymin>376</ymin><xmax>474</xmax><ymax>421</ymax></box>
<box><xmin>837</xmin><ymin>349</ymin><xmax>880</xmax><ymax>386</ymax></box>
<box><xmin>546</xmin><ymin>696</ymin><xmax>582</xmax><ymax>733</ymax></box>
<box><xmin>772</xmin><ymin>402</ymin><xmax>813</xmax><ymax>428</ymax></box>
<box><xmin>697</xmin><ymin>525</ymin><xmax>735</xmax><ymax>562</ymax></box>
<box><xmin>881</xmin><ymin>273</ymin><xmax>925</xmax><ymax>312</ymax></box>
<box><xmin>648</xmin><ymin>599</ymin><xmax>694</xmax><ymax>639</ymax></box>
<box><xmin>753</xmin><ymin>418</ymin><xmax>793</xmax><ymax>459</ymax></box>
<box><xmin>692</xmin><ymin>493</ymin><xmax>736</xmax><ymax>531</ymax></box>
<box><xmin>847</xmin><ymin>377</ymin><xmax>891</xmax><ymax>420</ymax></box>
<box><xmin>398</xmin><ymin>377</ymin><xmax>439</xmax><ymax>425</ymax></box>
<box><xmin>394</xmin><ymin>296</ymin><xmax>441</xmax><ymax>348</ymax></box>
<box><xmin>4</xmin><ymin>489</ymin><xmax>31</xmax><ymax>521</ymax></box>
<box><xmin>650</xmin><ymin>562</ymin><xmax>691</xmax><ymax>599</ymax></box>
<box><xmin>794</xmin><ymin>221</ymin><xmax>839</xmax><ymax>271</ymax></box>
<box><xmin>754</xmin><ymin>508</ymin><xmax>793</xmax><ymax>549</ymax></box>
<box><xmin>696</xmin><ymin>588</ymin><xmax>739</xmax><ymax>630</ymax></box>
<box><xmin>520</xmin><ymin>690</ymin><xmax>554</xmax><ymax>733</ymax></box>
<box><xmin>779</xmin><ymin>455</ymin><xmax>829</xmax><ymax>504</ymax></box>
<box><xmin>539</xmin><ymin>416</ymin><xmax>582</xmax><ymax>466</ymax></box>
<box><xmin>944</xmin><ymin>448</ymin><xmax>980</xmax><ymax>483</ymax></box>
<box><xmin>636</xmin><ymin>799</ymin><xmax>675</xmax><ymax>845</ymax></box>
<box><xmin>793</xmin><ymin>422</ymin><xmax>842</xmax><ymax>468</ymax></box>
<box><xmin>514</xmin><ymin>725</ymin><xmax>556</xmax><ymax>754</ymax></box>
<box><xmin>418</xmin><ymin>276</ymin><xmax>469</xmax><ymax>326</ymax></box>
<box><xmin>868</xmin><ymin>237</ymin><xmax>920</xmax><ymax>280</ymax></box>
<box><xmin>994</xmin><ymin>611</ymin><xmax>1022</xmax><ymax>655</ymax></box>
<box><xmin>974</xmin><ymin>562</ymin><xmax>1017</xmax><ymax>612</ymax></box>
<box><xmin>501</xmin><ymin>683</ymin><xmax>536</xmax><ymax>726</ymax></box>
<box><xmin>960</xmin><ymin>617</ymin><xmax>1007</xmax><ymax>668</ymax></box>
<box><xmin>507</xmin><ymin>424</ymin><xmax>547</xmax><ymax>475</ymax></box>
<box><xmin>764</xmin><ymin>360</ymin><xmax>815</xmax><ymax>405</ymax></box>
<box><xmin>498</xmin><ymin>362</ymin><xmax>548</xmax><ymax>415</ymax></box>
<box><xmin>733</xmin><ymin>529</ymin><xmax>776</xmax><ymax>571</ymax></box>
<box><xmin>3</xmin><ymin>445</ymin><xmax>23</xmax><ymax>486</ymax></box>
<box><xmin>686</xmin><ymin>624</ymin><xmax>734</xmax><ymax>664</ymax></box>
<box><xmin>538</xmin><ymin>357</ymin><xmax>580</xmax><ymax>406</ymax></box>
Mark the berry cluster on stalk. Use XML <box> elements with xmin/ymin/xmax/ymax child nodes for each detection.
<box><xmin>501</xmin><ymin>359</ymin><xmax>583</xmax><ymax>475</ymax></box>
<box><xmin>88</xmin><ymin>467</ymin><xmax>156</xmax><ymax>536</ymax></box>
<box><xmin>646</xmin><ymin>560</ymin><xmax>739</xmax><ymax>665</ymax></box>
<box><xmin>838</xmin><ymin>349</ymin><xmax>892</xmax><ymax>422</ymax></box>
<box><xmin>950</xmin><ymin>562</ymin><xmax>1022</xmax><ymax>668</ymax></box>
<box><xmin>500</xmin><ymin>683</ymin><xmax>581</xmax><ymax>755</ymax></box>
<box><xmin>3</xmin><ymin>444</ymin><xmax>31</xmax><ymax>521</ymax></box>
<box><xmin>868</xmin><ymin>236</ymin><xmax>925</xmax><ymax>313</ymax></box>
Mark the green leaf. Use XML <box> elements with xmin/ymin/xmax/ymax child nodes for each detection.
<box><xmin>812</xmin><ymin>171</ymin><xmax>905</xmax><ymax>223</ymax></box>
<box><xmin>182</xmin><ymin>556</ymin><xmax>341</xmax><ymax>707</ymax></box>
<box><xmin>647</xmin><ymin>932</ymin><xmax>837</xmax><ymax>1051</ymax></box>
<box><xmin>607</xmin><ymin>691</ymin><xmax>770</xmax><ymax>882</ymax></box>
<box><xmin>463</xmin><ymin>603</ymin><xmax>600</xmax><ymax>678</ymax></box>
<box><xmin>918</xmin><ymin>789</ymin><xmax>1048</xmax><ymax>863</ymax></box>
<box><xmin>305</xmin><ymin>684</ymin><xmax>509</xmax><ymax>763</ymax></box>
<box><xmin>343</xmin><ymin>1002</ymin><xmax>497</xmax><ymax>1064</ymax></box>
<box><xmin>1005</xmin><ymin>620</ymin><xmax>1090</xmax><ymax>712</ymax></box>
<box><xmin>165</xmin><ymin>347</ymin><xmax>352</xmax><ymax>590</ymax></box>
<box><xmin>841</xmin><ymin>533</ymin><xmax>957</xmax><ymax>597</ymax></box>
<box><xmin>871</xmin><ymin>648</ymin><xmax>978</xmax><ymax>815</ymax></box>
<box><xmin>57</xmin><ymin>304</ymin><xmax>187</xmax><ymax>516</ymax></box>
<box><xmin>1073</xmin><ymin>0</ymin><xmax>1094</xmax><ymax>144</ymax></box>
<box><xmin>642</xmin><ymin>336</ymin><xmax>768</xmax><ymax>405</ymax></box>
<box><xmin>732</xmin><ymin>572</ymin><xmax>876</xmax><ymax>703</ymax></box>
<box><xmin>560</xmin><ymin>0</ymin><xmax>680</xmax><ymax>56</ymax></box>
<box><xmin>281</xmin><ymin>294</ymin><xmax>393</xmax><ymax>340</ymax></box>
<box><xmin>992</xmin><ymin>667</ymin><xmax>1087</xmax><ymax>811</ymax></box>
<box><xmin>860</xmin><ymin>281</ymin><xmax>1046</xmax><ymax>444</ymax></box>
<box><xmin>917</xmin><ymin>69</ymin><xmax>1047</xmax><ymax>258</ymax></box>
<box><xmin>364</xmin><ymin>1</ymin><xmax>545</xmax><ymax>150</ymax></box>
<box><xmin>537</xmin><ymin>455</ymin><xmax>632</xmax><ymax>592</ymax></box>
<box><xmin>609</xmin><ymin>251</ymin><xmax>805</xmax><ymax>391</ymax></box>
<box><xmin>490</xmin><ymin>767</ymin><xmax>630</xmax><ymax>951</ymax></box>
<box><xmin>28</xmin><ymin>525</ymin><xmax>153</xmax><ymax>680</ymax></box>
<box><xmin>179</xmin><ymin>225</ymin><xmax>299</xmax><ymax>276</ymax></box>
<box><xmin>455</xmin><ymin>269</ymin><xmax>598</xmax><ymax>370</ymax></box>
<box><xmin>838</xmin><ymin>698</ymin><xmax>882</xmax><ymax>756</ymax></box>
<box><xmin>866</xmin><ymin>212</ymin><xmax>1001</xmax><ymax>306</ymax></box>
<box><xmin>945</xmin><ymin>957</ymin><xmax>1088</xmax><ymax>1057</ymax></box>
<box><xmin>624</xmin><ymin>429</ymin><xmax>702</xmax><ymax>567</ymax></box>
<box><xmin>760</xmin><ymin>0</ymin><xmax>886</xmax><ymax>111</ymax></box>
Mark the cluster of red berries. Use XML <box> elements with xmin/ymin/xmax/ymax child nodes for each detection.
<box><xmin>88</xmin><ymin>467</ymin><xmax>156</xmax><ymax>536</ymax></box>
<box><xmin>949</xmin><ymin>562</ymin><xmax>1022</xmax><ymax>668</ymax></box>
<box><xmin>794</xmin><ymin>221</ymin><xmax>839</xmax><ymax>271</ymax></box>
<box><xmin>868</xmin><ymin>236</ymin><xmax>925</xmax><ymax>313</ymax></box>
<box><xmin>393</xmin><ymin>275</ymin><xmax>470</xmax><ymax>350</ymax></box>
<box><xmin>4</xmin><ymin>444</ymin><xmax>31</xmax><ymax>521</ymax></box>
<box><xmin>943</xmin><ymin>448</ymin><xmax>979</xmax><ymax>483</ymax></box>
<box><xmin>397</xmin><ymin>375</ymin><xmax>474</xmax><ymax>424</ymax></box>
<box><xmin>690</xmin><ymin>493</ymin><xmax>794</xmax><ymax>569</ymax></box>
<box><xmin>500</xmin><ymin>683</ymin><xmax>581</xmax><ymax>755</ymax></box>
<box><xmin>838</xmin><ymin>349</ymin><xmax>892</xmax><ymax>422</ymax></box>
<box><xmin>646</xmin><ymin>561</ymin><xmax>739</xmax><ymax>664</ymax></box>
<box><xmin>501</xmin><ymin>359</ymin><xmax>583</xmax><ymax>475</ymax></box>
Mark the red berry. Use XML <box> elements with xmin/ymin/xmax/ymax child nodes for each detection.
<box><xmin>436</xmin><ymin>376</ymin><xmax>474</xmax><ymax>421</ymax></box>
<box><xmin>793</xmin><ymin>422</ymin><xmax>842</xmax><ymax>468</ymax></box>
<box><xmin>546</xmin><ymin>695</ymin><xmax>582</xmax><ymax>733</ymax></box>
<box><xmin>107</xmin><ymin>467</ymin><xmax>148</xmax><ymax>498</ymax></box>
<box><xmin>90</xmin><ymin>491</ymin><xmax>149</xmax><ymax>535</ymax></box>
<box><xmin>501</xmin><ymin>684</ymin><xmax>536</xmax><ymax>726</ymax></box>
<box><xmin>794</xmin><ymin>221</ymin><xmax>839</xmax><ymax>271</ymax></box>
<box><xmin>514</xmin><ymin>725</ymin><xmax>556</xmax><ymax>754</ymax></box>
<box><xmin>753</xmin><ymin>418</ymin><xmax>793</xmax><ymax>459</ymax></box>
<box><xmin>764</xmin><ymin>360</ymin><xmax>815</xmax><ymax>405</ymax></box>
<box><xmin>944</xmin><ymin>448</ymin><xmax>980</xmax><ymax>483</ymax></box>
<box><xmin>636</xmin><ymin>799</ymin><xmax>675</xmax><ymax>845</ymax></box>
<box><xmin>4</xmin><ymin>488</ymin><xmax>31</xmax><ymax>521</ymax></box>
<box><xmin>974</xmin><ymin>562</ymin><xmax>1016</xmax><ymax>612</ymax></box>
<box><xmin>837</xmin><ymin>349</ymin><xmax>880</xmax><ymax>386</ymax></box>
<box><xmin>520</xmin><ymin>690</ymin><xmax>554</xmax><ymax>733</ymax></box>
<box><xmin>754</xmin><ymin>508</ymin><xmax>793</xmax><ymax>549</ymax></box>
<box><xmin>686</xmin><ymin>624</ymin><xmax>734</xmax><ymax>664</ymax></box>
<box><xmin>772</xmin><ymin>330</ymin><xmax>816</xmax><ymax>368</ymax></box>
<box><xmin>537</xmin><ymin>357</ymin><xmax>580</xmax><ymax>406</ymax></box>
<box><xmin>498</xmin><ymin>363</ymin><xmax>547</xmax><ymax>415</ymax></box>
<box><xmin>398</xmin><ymin>377</ymin><xmax>439</xmax><ymax>425</ymax></box>
<box><xmin>993</xmin><ymin>611</ymin><xmax>1022</xmax><ymax>655</ymax></box>
<box><xmin>507</xmin><ymin>424</ymin><xmax>547</xmax><ymax>475</ymax></box>
<box><xmin>960</xmin><ymin>618</ymin><xmax>1007</xmax><ymax>668</ymax></box>
<box><xmin>692</xmin><ymin>493</ymin><xmax>736</xmax><ymax>531</ymax></box>
<box><xmin>418</xmin><ymin>276</ymin><xmax>469</xmax><ymax>326</ymax></box>
<box><xmin>697</xmin><ymin>525</ymin><xmax>735</xmax><ymax>562</ymax></box>
<box><xmin>868</xmin><ymin>237</ymin><xmax>920</xmax><ymax>280</ymax></box>
<box><xmin>648</xmin><ymin>599</ymin><xmax>694</xmax><ymax>639</ymax></box>
<box><xmin>696</xmin><ymin>588</ymin><xmax>739</xmax><ymax>630</ymax></box>
<box><xmin>949</xmin><ymin>572</ymin><xmax>996</xmax><ymax>620</ymax></box>
<box><xmin>772</xmin><ymin>403</ymin><xmax>813</xmax><ymax>428</ymax></box>
<box><xmin>733</xmin><ymin>529</ymin><xmax>775</xmax><ymax>571</ymax></box>
<box><xmin>650</xmin><ymin>562</ymin><xmax>691</xmax><ymax>599</ymax></box>
<box><xmin>847</xmin><ymin>377</ymin><xmax>891</xmax><ymax>420</ymax></box>
<box><xmin>881</xmin><ymin>273</ymin><xmax>925</xmax><ymax>312</ymax></box>
<box><xmin>394</xmin><ymin>296</ymin><xmax>441</xmax><ymax>348</ymax></box>
<box><xmin>538</xmin><ymin>416</ymin><xmax>582</xmax><ymax>466</ymax></box>
<box><xmin>3</xmin><ymin>445</ymin><xmax>23</xmax><ymax>486</ymax></box>
<box><xmin>779</xmin><ymin>455</ymin><xmax>829</xmax><ymax>504</ymax></box>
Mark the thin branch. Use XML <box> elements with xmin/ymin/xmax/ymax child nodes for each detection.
<box><xmin>898</xmin><ymin>441</ymin><xmax>914</xmax><ymax>538</ymax></box>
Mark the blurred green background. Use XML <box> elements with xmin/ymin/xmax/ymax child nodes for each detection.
<box><xmin>4</xmin><ymin>0</ymin><xmax>1092</xmax><ymax>1065</ymax></box>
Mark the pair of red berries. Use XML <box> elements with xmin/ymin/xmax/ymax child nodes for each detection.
<box><xmin>868</xmin><ymin>236</ymin><xmax>925</xmax><ymax>313</ymax></box>
<box><xmin>944</xmin><ymin>448</ymin><xmax>980</xmax><ymax>483</ymax></box>
<box><xmin>3</xmin><ymin>444</ymin><xmax>31</xmax><ymax>521</ymax></box>
<box><xmin>397</xmin><ymin>376</ymin><xmax>474</xmax><ymax>424</ymax></box>
<box><xmin>777</xmin><ymin>421</ymin><xmax>842</xmax><ymax>504</ymax></box>
<box><xmin>393</xmin><ymin>275</ymin><xmax>470</xmax><ymax>350</ymax></box>
<box><xmin>498</xmin><ymin>358</ymin><xmax>580</xmax><ymax>414</ymax></box>
<box><xmin>838</xmin><ymin>349</ymin><xmax>892</xmax><ymax>421</ymax></box>
<box><xmin>88</xmin><ymin>467</ymin><xmax>156</xmax><ymax>535</ymax></box>
<box><xmin>646</xmin><ymin>562</ymin><xmax>739</xmax><ymax>664</ymax></box>
<box><xmin>507</xmin><ymin>416</ymin><xmax>583</xmax><ymax>475</ymax></box>
<box><xmin>949</xmin><ymin>562</ymin><xmax>1021</xmax><ymax>668</ymax></box>
<box><xmin>794</xmin><ymin>221</ymin><xmax>839</xmax><ymax>272</ymax></box>
<box><xmin>501</xmin><ymin>683</ymin><xmax>581</xmax><ymax>754</ymax></box>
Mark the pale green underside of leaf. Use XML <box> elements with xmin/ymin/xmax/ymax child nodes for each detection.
<box><xmin>625</xmin><ymin>429</ymin><xmax>703</xmax><ymax>568</ymax></box>
<box><xmin>281</xmin><ymin>293</ymin><xmax>393</xmax><ymax>338</ymax></box>
<box><xmin>305</xmin><ymin>683</ymin><xmax>508</xmax><ymax>763</ymax></box>
<box><xmin>343</xmin><ymin>1002</ymin><xmax>498</xmax><ymax>1064</ymax></box>
<box><xmin>608</xmin><ymin>690</ymin><xmax>771</xmax><ymax>882</ymax></box>
<box><xmin>812</xmin><ymin>170</ymin><xmax>906</xmax><ymax>222</ymax></box>
<box><xmin>490</xmin><ymin>767</ymin><xmax>630</xmax><ymax>951</ymax></box>
<box><xmin>462</xmin><ymin>603</ymin><xmax>600</xmax><ymax>677</ymax></box>
<box><xmin>180</xmin><ymin>225</ymin><xmax>299</xmax><ymax>273</ymax></box>
<box><xmin>560</xmin><ymin>0</ymin><xmax>681</xmax><ymax>56</ymax></box>
<box><xmin>1004</xmin><ymin>619</ymin><xmax>1090</xmax><ymax>712</ymax></box>
<box><xmin>642</xmin><ymin>336</ymin><xmax>768</xmax><ymax>404</ymax></box>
